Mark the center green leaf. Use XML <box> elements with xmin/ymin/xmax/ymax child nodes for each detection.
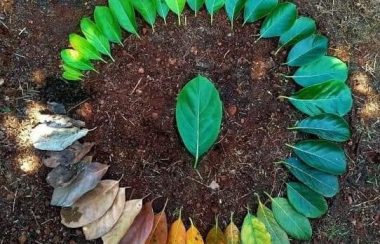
<box><xmin>176</xmin><ymin>75</ymin><xmax>223</xmax><ymax>168</ymax></box>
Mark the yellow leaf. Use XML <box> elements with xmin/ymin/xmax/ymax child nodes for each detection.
<box><xmin>224</xmin><ymin>213</ymin><xmax>240</xmax><ymax>244</ymax></box>
<box><xmin>206</xmin><ymin>218</ymin><xmax>227</xmax><ymax>244</ymax></box>
<box><xmin>168</xmin><ymin>209</ymin><xmax>186</xmax><ymax>244</ymax></box>
<box><xmin>186</xmin><ymin>218</ymin><xmax>204</xmax><ymax>244</ymax></box>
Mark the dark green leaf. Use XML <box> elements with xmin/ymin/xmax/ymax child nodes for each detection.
<box><xmin>271</xmin><ymin>197</ymin><xmax>312</xmax><ymax>241</ymax></box>
<box><xmin>131</xmin><ymin>0</ymin><xmax>157</xmax><ymax>29</ymax></box>
<box><xmin>290</xmin><ymin>113</ymin><xmax>351</xmax><ymax>142</ymax></box>
<box><xmin>109</xmin><ymin>0</ymin><xmax>139</xmax><ymax>37</ymax></box>
<box><xmin>287</xmin><ymin>182</ymin><xmax>328</xmax><ymax>218</ymax></box>
<box><xmin>69</xmin><ymin>34</ymin><xmax>104</xmax><ymax>62</ymax></box>
<box><xmin>187</xmin><ymin>0</ymin><xmax>205</xmax><ymax>15</ymax></box>
<box><xmin>286</xmin><ymin>34</ymin><xmax>328</xmax><ymax>66</ymax></box>
<box><xmin>283</xmin><ymin>80</ymin><xmax>353</xmax><ymax>116</ymax></box>
<box><xmin>243</xmin><ymin>0</ymin><xmax>278</xmax><ymax>24</ymax></box>
<box><xmin>241</xmin><ymin>212</ymin><xmax>271</xmax><ymax>243</ymax></box>
<box><xmin>205</xmin><ymin>0</ymin><xmax>225</xmax><ymax>23</ymax></box>
<box><xmin>279</xmin><ymin>16</ymin><xmax>316</xmax><ymax>47</ymax></box>
<box><xmin>225</xmin><ymin>0</ymin><xmax>246</xmax><ymax>26</ymax></box>
<box><xmin>283</xmin><ymin>157</ymin><xmax>339</xmax><ymax>197</ymax></box>
<box><xmin>176</xmin><ymin>75</ymin><xmax>223</xmax><ymax>168</ymax></box>
<box><xmin>61</xmin><ymin>49</ymin><xmax>95</xmax><ymax>71</ymax></box>
<box><xmin>287</xmin><ymin>139</ymin><xmax>347</xmax><ymax>175</ymax></box>
<box><xmin>94</xmin><ymin>6</ymin><xmax>123</xmax><ymax>45</ymax></box>
<box><xmin>80</xmin><ymin>17</ymin><xmax>113</xmax><ymax>60</ymax></box>
<box><xmin>257</xmin><ymin>197</ymin><xmax>290</xmax><ymax>244</ymax></box>
<box><xmin>260</xmin><ymin>2</ymin><xmax>297</xmax><ymax>38</ymax></box>
<box><xmin>288</xmin><ymin>56</ymin><xmax>349</xmax><ymax>87</ymax></box>
<box><xmin>156</xmin><ymin>0</ymin><xmax>170</xmax><ymax>23</ymax></box>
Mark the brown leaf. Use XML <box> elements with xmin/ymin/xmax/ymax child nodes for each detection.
<box><xmin>43</xmin><ymin>142</ymin><xmax>94</xmax><ymax>168</ymax></box>
<box><xmin>102</xmin><ymin>199</ymin><xmax>143</xmax><ymax>244</ymax></box>
<box><xmin>146</xmin><ymin>211</ymin><xmax>168</xmax><ymax>244</ymax></box>
<box><xmin>83</xmin><ymin>187</ymin><xmax>126</xmax><ymax>240</ymax></box>
<box><xmin>51</xmin><ymin>162</ymin><xmax>109</xmax><ymax>207</ymax></box>
<box><xmin>61</xmin><ymin>180</ymin><xmax>119</xmax><ymax>228</ymax></box>
<box><xmin>120</xmin><ymin>201</ymin><xmax>154</xmax><ymax>244</ymax></box>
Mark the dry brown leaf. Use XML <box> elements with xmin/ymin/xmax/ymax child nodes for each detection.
<box><xmin>168</xmin><ymin>210</ymin><xmax>186</xmax><ymax>244</ymax></box>
<box><xmin>51</xmin><ymin>162</ymin><xmax>109</xmax><ymax>207</ymax></box>
<box><xmin>101</xmin><ymin>199</ymin><xmax>143</xmax><ymax>244</ymax></box>
<box><xmin>120</xmin><ymin>201</ymin><xmax>154</xmax><ymax>244</ymax></box>
<box><xmin>146</xmin><ymin>211</ymin><xmax>168</xmax><ymax>244</ymax></box>
<box><xmin>43</xmin><ymin>142</ymin><xmax>94</xmax><ymax>168</ymax></box>
<box><xmin>83</xmin><ymin>187</ymin><xmax>126</xmax><ymax>240</ymax></box>
<box><xmin>61</xmin><ymin>180</ymin><xmax>119</xmax><ymax>228</ymax></box>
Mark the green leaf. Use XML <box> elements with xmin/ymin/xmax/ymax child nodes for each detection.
<box><xmin>130</xmin><ymin>0</ymin><xmax>157</xmax><ymax>29</ymax></box>
<box><xmin>287</xmin><ymin>139</ymin><xmax>347</xmax><ymax>175</ymax></box>
<box><xmin>290</xmin><ymin>113</ymin><xmax>351</xmax><ymax>142</ymax></box>
<box><xmin>288</xmin><ymin>56</ymin><xmax>349</xmax><ymax>87</ymax></box>
<box><xmin>156</xmin><ymin>0</ymin><xmax>170</xmax><ymax>23</ymax></box>
<box><xmin>62</xmin><ymin>65</ymin><xmax>84</xmax><ymax>81</ymax></box>
<box><xmin>283</xmin><ymin>80</ymin><xmax>353</xmax><ymax>116</ymax></box>
<box><xmin>271</xmin><ymin>197</ymin><xmax>312</xmax><ymax>241</ymax></box>
<box><xmin>176</xmin><ymin>75</ymin><xmax>223</xmax><ymax>168</ymax></box>
<box><xmin>109</xmin><ymin>0</ymin><xmax>139</xmax><ymax>37</ymax></box>
<box><xmin>241</xmin><ymin>212</ymin><xmax>271</xmax><ymax>244</ymax></box>
<box><xmin>187</xmin><ymin>0</ymin><xmax>205</xmax><ymax>15</ymax></box>
<box><xmin>243</xmin><ymin>0</ymin><xmax>278</xmax><ymax>24</ymax></box>
<box><xmin>94</xmin><ymin>6</ymin><xmax>123</xmax><ymax>45</ymax></box>
<box><xmin>286</xmin><ymin>34</ymin><xmax>328</xmax><ymax>66</ymax></box>
<box><xmin>257</xmin><ymin>196</ymin><xmax>289</xmax><ymax>244</ymax></box>
<box><xmin>283</xmin><ymin>157</ymin><xmax>339</xmax><ymax>197</ymax></box>
<box><xmin>225</xmin><ymin>0</ymin><xmax>246</xmax><ymax>27</ymax></box>
<box><xmin>279</xmin><ymin>16</ymin><xmax>316</xmax><ymax>47</ymax></box>
<box><xmin>287</xmin><ymin>182</ymin><xmax>328</xmax><ymax>218</ymax></box>
<box><xmin>80</xmin><ymin>17</ymin><xmax>113</xmax><ymax>60</ymax></box>
<box><xmin>61</xmin><ymin>49</ymin><xmax>95</xmax><ymax>71</ymax></box>
<box><xmin>69</xmin><ymin>34</ymin><xmax>104</xmax><ymax>62</ymax></box>
<box><xmin>165</xmin><ymin>0</ymin><xmax>186</xmax><ymax>24</ymax></box>
<box><xmin>260</xmin><ymin>2</ymin><xmax>297</xmax><ymax>38</ymax></box>
<box><xmin>205</xmin><ymin>0</ymin><xmax>225</xmax><ymax>23</ymax></box>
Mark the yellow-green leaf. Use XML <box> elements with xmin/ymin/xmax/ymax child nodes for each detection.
<box><xmin>206</xmin><ymin>219</ymin><xmax>227</xmax><ymax>244</ymax></box>
<box><xmin>241</xmin><ymin>212</ymin><xmax>271</xmax><ymax>244</ymax></box>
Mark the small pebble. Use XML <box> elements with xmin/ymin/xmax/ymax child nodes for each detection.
<box><xmin>151</xmin><ymin>112</ymin><xmax>159</xmax><ymax>119</ymax></box>
<box><xmin>138</xmin><ymin>67</ymin><xmax>145</xmax><ymax>74</ymax></box>
<box><xmin>227</xmin><ymin>105</ymin><xmax>237</xmax><ymax>116</ymax></box>
<box><xmin>18</xmin><ymin>233</ymin><xmax>27</xmax><ymax>244</ymax></box>
<box><xmin>168</xmin><ymin>58</ymin><xmax>177</xmax><ymax>65</ymax></box>
<box><xmin>0</xmin><ymin>78</ymin><xmax>4</xmax><ymax>86</ymax></box>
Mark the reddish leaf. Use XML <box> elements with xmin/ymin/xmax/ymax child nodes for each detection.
<box><xmin>146</xmin><ymin>211</ymin><xmax>168</xmax><ymax>244</ymax></box>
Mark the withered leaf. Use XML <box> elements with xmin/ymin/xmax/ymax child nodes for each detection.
<box><xmin>37</xmin><ymin>114</ymin><xmax>85</xmax><ymax>128</ymax></box>
<box><xmin>206</xmin><ymin>219</ymin><xmax>227</xmax><ymax>244</ymax></box>
<box><xmin>51</xmin><ymin>162</ymin><xmax>109</xmax><ymax>207</ymax></box>
<box><xmin>83</xmin><ymin>187</ymin><xmax>126</xmax><ymax>240</ymax></box>
<box><xmin>61</xmin><ymin>180</ymin><xmax>119</xmax><ymax>228</ymax></box>
<box><xmin>46</xmin><ymin>161</ymin><xmax>88</xmax><ymax>188</ymax></box>
<box><xmin>102</xmin><ymin>199</ymin><xmax>143</xmax><ymax>244</ymax></box>
<box><xmin>146</xmin><ymin>211</ymin><xmax>168</xmax><ymax>244</ymax></box>
<box><xmin>43</xmin><ymin>142</ymin><xmax>94</xmax><ymax>168</ymax></box>
<box><xmin>120</xmin><ymin>201</ymin><xmax>154</xmax><ymax>244</ymax></box>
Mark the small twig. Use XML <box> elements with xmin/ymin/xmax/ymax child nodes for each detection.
<box><xmin>186</xmin><ymin>177</ymin><xmax>208</xmax><ymax>188</ymax></box>
<box><xmin>130</xmin><ymin>78</ymin><xmax>143</xmax><ymax>95</ymax></box>
<box><xmin>12</xmin><ymin>189</ymin><xmax>18</xmax><ymax>212</ymax></box>
<box><xmin>0</xmin><ymin>20</ymin><xmax>8</xmax><ymax>29</ymax></box>
<box><xmin>18</xmin><ymin>27</ymin><xmax>26</xmax><ymax>35</ymax></box>
<box><xmin>31</xmin><ymin>210</ymin><xmax>40</xmax><ymax>227</ymax></box>
<box><xmin>67</xmin><ymin>98</ymin><xmax>90</xmax><ymax>113</ymax></box>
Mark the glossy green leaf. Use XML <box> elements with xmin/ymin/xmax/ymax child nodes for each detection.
<box><xmin>287</xmin><ymin>56</ymin><xmax>349</xmax><ymax>87</ymax></box>
<box><xmin>131</xmin><ymin>0</ymin><xmax>157</xmax><ymax>29</ymax></box>
<box><xmin>279</xmin><ymin>16</ymin><xmax>316</xmax><ymax>47</ymax></box>
<box><xmin>225</xmin><ymin>0</ymin><xmax>246</xmax><ymax>27</ymax></box>
<box><xmin>80</xmin><ymin>17</ymin><xmax>113</xmax><ymax>60</ymax></box>
<box><xmin>165</xmin><ymin>0</ymin><xmax>186</xmax><ymax>24</ymax></box>
<box><xmin>243</xmin><ymin>0</ymin><xmax>278</xmax><ymax>24</ymax></box>
<box><xmin>283</xmin><ymin>157</ymin><xmax>339</xmax><ymax>197</ymax></box>
<box><xmin>241</xmin><ymin>211</ymin><xmax>271</xmax><ymax>244</ymax></box>
<box><xmin>205</xmin><ymin>0</ymin><xmax>225</xmax><ymax>23</ymax></box>
<box><xmin>287</xmin><ymin>139</ymin><xmax>347</xmax><ymax>175</ymax></box>
<box><xmin>187</xmin><ymin>0</ymin><xmax>205</xmax><ymax>15</ymax></box>
<box><xmin>69</xmin><ymin>34</ymin><xmax>104</xmax><ymax>62</ymax></box>
<box><xmin>260</xmin><ymin>2</ymin><xmax>297</xmax><ymax>38</ymax></box>
<box><xmin>109</xmin><ymin>0</ymin><xmax>139</xmax><ymax>37</ymax></box>
<box><xmin>271</xmin><ymin>197</ymin><xmax>312</xmax><ymax>241</ymax></box>
<box><xmin>61</xmin><ymin>49</ymin><xmax>95</xmax><ymax>71</ymax></box>
<box><xmin>287</xmin><ymin>182</ymin><xmax>328</xmax><ymax>218</ymax></box>
<box><xmin>257</xmin><ymin>197</ymin><xmax>289</xmax><ymax>244</ymax></box>
<box><xmin>286</xmin><ymin>34</ymin><xmax>328</xmax><ymax>66</ymax></box>
<box><xmin>283</xmin><ymin>80</ymin><xmax>353</xmax><ymax>116</ymax></box>
<box><xmin>176</xmin><ymin>75</ymin><xmax>223</xmax><ymax>168</ymax></box>
<box><xmin>290</xmin><ymin>113</ymin><xmax>351</xmax><ymax>142</ymax></box>
<box><xmin>94</xmin><ymin>6</ymin><xmax>123</xmax><ymax>45</ymax></box>
<box><xmin>62</xmin><ymin>65</ymin><xmax>84</xmax><ymax>81</ymax></box>
<box><xmin>156</xmin><ymin>0</ymin><xmax>170</xmax><ymax>23</ymax></box>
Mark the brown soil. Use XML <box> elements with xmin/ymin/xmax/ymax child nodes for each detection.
<box><xmin>1</xmin><ymin>0</ymin><xmax>379</xmax><ymax>243</ymax></box>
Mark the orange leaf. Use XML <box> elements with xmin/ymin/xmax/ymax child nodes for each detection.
<box><xmin>146</xmin><ymin>211</ymin><xmax>168</xmax><ymax>244</ymax></box>
<box><xmin>168</xmin><ymin>210</ymin><xmax>186</xmax><ymax>244</ymax></box>
<box><xmin>186</xmin><ymin>218</ymin><xmax>204</xmax><ymax>244</ymax></box>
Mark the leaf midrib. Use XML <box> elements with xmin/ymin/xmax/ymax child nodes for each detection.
<box><xmin>291</xmin><ymin>144</ymin><xmax>342</xmax><ymax>169</ymax></box>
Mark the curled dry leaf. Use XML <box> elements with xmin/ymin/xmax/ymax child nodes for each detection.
<box><xmin>83</xmin><ymin>187</ymin><xmax>126</xmax><ymax>240</ymax></box>
<box><xmin>51</xmin><ymin>162</ymin><xmax>109</xmax><ymax>207</ymax></box>
<box><xmin>187</xmin><ymin>219</ymin><xmax>204</xmax><ymax>244</ymax></box>
<box><xmin>146</xmin><ymin>211</ymin><xmax>168</xmax><ymax>244</ymax></box>
<box><xmin>61</xmin><ymin>180</ymin><xmax>119</xmax><ymax>228</ymax></box>
<box><xmin>30</xmin><ymin>123</ymin><xmax>88</xmax><ymax>151</ymax></box>
<box><xmin>43</xmin><ymin>142</ymin><xmax>94</xmax><ymax>168</ymax></box>
<box><xmin>46</xmin><ymin>161</ymin><xmax>88</xmax><ymax>188</ymax></box>
<box><xmin>37</xmin><ymin>114</ymin><xmax>85</xmax><ymax>128</ymax></box>
<box><xmin>167</xmin><ymin>211</ymin><xmax>186</xmax><ymax>244</ymax></box>
<box><xmin>120</xmin><ymin>201</ymin><xmax>154</xmax><ymax>244</ymax></box>
<box><xmin>102</xmin><ymin>199</ymin><xmax>143</xmax><ymax>244</ymax></box>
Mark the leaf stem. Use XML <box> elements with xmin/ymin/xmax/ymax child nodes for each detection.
<box><xmin>274</xmin><ymin>46</ymin><xmax>283</xmax><ymax>55</ymax></box>
<box><xmin>254</xmin><ymin>35</ymin><xmax>262</xmax><ymax>44</ymax></box>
